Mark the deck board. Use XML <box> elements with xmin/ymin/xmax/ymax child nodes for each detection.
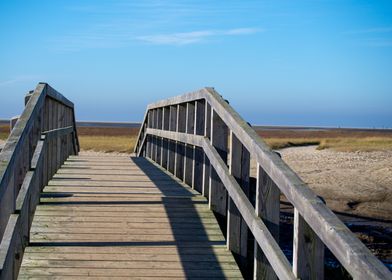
<box><xmin>19</xmin><ymin>155</ymin><xmax>242</xmax><ymax>279</ymax></box>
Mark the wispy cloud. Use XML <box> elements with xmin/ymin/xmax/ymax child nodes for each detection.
<box><xmin>346</xmin><ymin>27</ymin><xmax>392</xmax><ymax>34</ymax></box>
<box><xmin>0</xmin><ymin>75</ymin><xmax>41</xmax><ymax>87</ymax></box>
<box><xmin>49</xmin><ymin>1</ymin><xmax>264</xmax><ymax>51</ymax></box>
<box><xmin>345</xmin><ymin>26</ymin><xmax>392</xmax><ymax>48</ymax></box>
<box><xmin>137</xmin><ymin>28</ymin><xmax>261</xmax><ymax>45</ymax></box>
<box><xmin>361</xmin><ymin>38</ymin><xmax>392</xmax><ymax>47</ymax></box>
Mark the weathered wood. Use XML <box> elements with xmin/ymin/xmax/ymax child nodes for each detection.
<box><xmin>254</xmin><ymin>165</ymin><xmax>280</xmax><ymax>280</ymax></box>
<box><xmin>209</xmin><ymin>110</ymin><xmax>228</xmax><ymax>218</ymax></box>
<box><xmin>168</xmin><ymin>106</ymin><xmax>177</xmax><ymax>174</ymax></box>
<box><xmin>0</xmin><ymin>83</ymin><xmax>79</xmax><ymax>280</ymax></box>
<box><xmin>293</xmin><ymin>208</ymin><xmax>325</xmax><ymax>280</ymax></box>
<box><xmin>183</xmin><ymin>102</ymin><xmax>195</xmax><ymax>187</ymax></box>
<box><xmin>192</xmin><ymin>100</ymin><xmax>205</xmax><ymax>193</ymax></box>
<box><xmin>175</xmin><ymin>104</ymin><xmax>186</xmax><ymax>180</ymax></box>
<box><xmin>228</xmin><ymin>132</ymin><xmax>250</xmax><ymax>277</ymax></box>
<box><xmin>161</xmin><ymin>107</ymin><xmax>170</xmax><ymax>168</ymax></box>
<box><xmin>135</xmin><ymin>88</ymin><xmax>392</xmax><ymax>280</ymax></box>
<box><xmin>156</xmin><ymin>108</ymin><xmax>163</xmax><ymax>164</ymax></box>
<box><xmin>19</xmin><ymin>155</ymin><xmax>242</xmax><ymax>279</ymax></box>
<box><xmin>203</xmin><ymin>102</ymin><xmax>211</xmax><ymax>199</ymax></box>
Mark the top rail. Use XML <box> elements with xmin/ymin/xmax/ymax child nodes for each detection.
<box><xmin>135</xmin><ymin>87</ymin><xmax>391</xmax><ymax>280</ymax></box>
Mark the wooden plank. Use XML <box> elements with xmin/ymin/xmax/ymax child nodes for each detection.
<box><xmin>209</xmin><ymin>109</ymin><xmax>228</xmax><ymax>218</ymax></box>
<box><xmin>0</xmin><ymin>215</ymin><xmax>23</xmax><ymax>280</ymax></box>
<box><xmin>193</xmin><ymin>147</ymin><xmax>204</xmax><ymax>193</ymax></box>
<box><xmin>156</xmin><ymin>108</ymin><xmax>163</xmax><ymax>164</ymax></box>
<box><xmin>203</xmin><ymin>102</ymin><xmax>211</xmax><ymax>199</ymax></box>
<box><xmin>19</xmin><ymin>154</ymin><xmax>242</xmax><ymax>279</ymax></box>
<box><xmin>168</xmin><ymin>106</ymin><xmax>177</xmax><ymax>174</ymax></box>
<box><xmin>193</xmin><ymin>100</ymin><xmax>205</xmax><ymax>193</ymax></box>
<box><xmin>227</xmin><ymin>132</ymin><xmax>250</xmax><ymax>277</ymax></box>
<box><xmin>175</xmin><ymin>104</ymin><xmax>186</xmax><ymax>180</ymax></box>
<box><xmin>19</xmin><ymin>267</ymin><xmax>243</xmax><ymax>278</ymax></box>
<box><xmin>184</xmin><ymin>102</ymin><xmax>195</xmax><ymax>187</ymax></box>
<box><xmin>293</xmin><ymin>208</ymin><xmax>325</xmax><ymax>280</ymax></box>
<box><xmin>254</xmin><ymin>165</ymin><xmax>280</xmax><ymax>280</ymax></box>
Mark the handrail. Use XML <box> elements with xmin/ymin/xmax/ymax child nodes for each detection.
<box><xmin>135</xmin><ymin>88</ymin><xmax>392</xmax><ymax>280</ymax></box>
<box><xmin>0</xmin><ymin>83</ymin><xmax>79</xmax><ymax>279</ymax></box>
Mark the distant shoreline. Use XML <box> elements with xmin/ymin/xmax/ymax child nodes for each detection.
<box><xmin>1</xmin><ymin>119</ymin><xmax>391</xmax><ymax>132</ymax></box>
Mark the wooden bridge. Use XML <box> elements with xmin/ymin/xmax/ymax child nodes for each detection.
<box><xmin>0</xmin><ymin>83</ymin><xmax>391</xmax><ymax>279</ymax></box>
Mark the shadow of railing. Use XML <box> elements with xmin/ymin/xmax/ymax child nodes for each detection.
<box><xmin>132</xmin><ymin>156</ymin><xmax>233</xmax><ymax>279</ymax></box>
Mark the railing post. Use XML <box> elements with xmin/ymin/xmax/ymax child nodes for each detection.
<box><xmin>168</xmin><ymin>105</ymin><xmax>177</xmax><ymax>174</ymax></box>
<box><xmin>203</xmin><ymin>102</ymin><xmax>211</xmax><ymax>198</ymax></box>
<box><xmin>254</xmin><ymin>165</ymin><xmax>280</xmax><ymax>280</ymax></box>
<box><xmin>228</xmin><ymin>132</ymin><xmax>250</xmax><ymax>276</ymax></box>
<box><xmin>184</xmin><ymin>102</ymin><xmax>195</xmax><ymax>187</ymax></box>
<box><xmin>209</xmin><ymin>109</ymin><xmax>228</xmax><ymax>220</ymax></box>
<box><xmin>161</xmin><ymin>107</ymin><xmax>170</xmax><ymax>169</ymax></box>
<box><xmin>193</xmin><ymin>100</ymin><xmax>205</xmax><ymax>193</ymax></box>
<box><xmin>175</xmin><ymin>104</ymin><xmax>186</xmax><ymax>180</ymax></box>
<box><xmin>293</xmin><ymin>209</ymin><xmax>325</xmax><ymax>280</ymax></box>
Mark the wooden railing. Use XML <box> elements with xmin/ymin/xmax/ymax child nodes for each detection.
<box><xmin>135</xmin><ymin>87</ymin><xmax>391</xmax><ymax>280</ymax></box>
<box><xmin>0</xmin><ymin>83</ymin><xmax>79</xmax><ymax>279</ymax></box>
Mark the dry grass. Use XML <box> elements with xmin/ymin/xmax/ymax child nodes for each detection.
<box><xmin>0</xmin><ymin>125</ymin><xmax>9</xmax><ymax>140</ymax></box>
<box><xmin>2</xmin><ymin>124</ymin><xmax>392</xmax><ymax>153</ymax></box>
<box><xmin>79</xmin><ymin>135</ymin><xmax>137</xmax><ymax>153</ymax></box>
<box><xmin>257</xmin><ymin>129</ymin><xmax>392</xmax><ymax>152</ymax></box>
<box><xmin>318</xmin><ymin>137</ymin><xmax>392</xmax><ymax>152</ymax></box>
<box><xmin>77</xmin><ymin>127</ymin><xmax>138</xmax><ymax>153</ymax></box>
<box><xmin>264</xmin><ymin>138</ymin><xmax>321</xmax><ymax>150</ymax></box>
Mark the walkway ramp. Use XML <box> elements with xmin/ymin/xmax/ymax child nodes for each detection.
<box><xmin>18</xmin><ymin>154</ymin><xmax>242</xmax><ymax>279</ymax></box>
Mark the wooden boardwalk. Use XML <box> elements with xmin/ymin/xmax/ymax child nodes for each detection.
<box><xmin>2</xmin><ymin>84</ymin><xmax>390</xmax><ymax>279</ymax></box>
<box><xmin>18</xmin><ymin>154</ymin><xmax>242</xmax><ymax>279</ymax></box>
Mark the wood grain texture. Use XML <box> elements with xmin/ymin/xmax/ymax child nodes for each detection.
<box><xmin>19</xmin><ymin>155</ymin><xmax>242</xmax><ymax>279</ymax></box>
<box><xmin>228</xmin><ymin>132</ymin><xmax>250</xmax><ymax>277</ymax></box>
<box><xmin>134</xmin><ymin>88</ymin><xmax>392</xmax><ymax>280</ymax></box>
<box><xmin>0</xmin><ymin>83</ymin><xmax>79</xmax><ymax>280</ymax></box>
<box><xmin>209</xmin><ymin>110</ymin><xmax>228</xmax><ymax>218</ymax></box>
<box><xmin>293</xmin><ymin>208</ymin><xmax>324</xmax><ymax>280</ymax></box>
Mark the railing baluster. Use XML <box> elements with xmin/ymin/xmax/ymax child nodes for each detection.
<box><xmin>175</xmin><ymin>104</ymin><xmax>186</xmax><ymax>180</ymax></box>
<box><xmin>203</xmin><ymin>102</ymin><xmax>211</xmax><ymax>199</ymax></box>
<box><xmin>254</xmin><ymin>164</ymin><xmax>280</xmax><ymax>280</ymax></box>
<box><xmin>151</xmin><ymin>109</ymin><xmax>156</xmax><ymax>162</ymax></box>
<box><xmin>293</xmin><ymin>208</ymin><xmax>325</xmax><ymax>280</ymax></box>
<box><xmin>193</xmin><ymin>100</ymin><xmax>205</xmax><ymax>193</ymax></box>
<box><xmin>209</xmin><ymin>109</ymin><xmax>228</xmax><ymax>220</ymax></box>
<box><xmin>156</xmin><ymin>108</ymin><xmax>163</xmax><ymax>164</ymax></box>
<box><xmin>161</xmin><ymin>107</ymin><xmax>170</xmax><ymax>168</ymax></box>
<box><xmin>184</xmin><ymin>102</ymin><xmax>195</xmax><ymax>187</ymax></box>
<box><xmin>228</xmin><ymin>132</ymin><xmax>250</xmax><ymax>276</ymax></box>
<box><xmin>168</xmin><ymin>105</ymin><xmax>177</xmax><ymax>174</ymax></box>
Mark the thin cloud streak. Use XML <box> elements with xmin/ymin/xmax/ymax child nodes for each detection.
<box><xmin>0</xmin><ymin>76</ymin><xmax>41</xmax><ymax>87</ymax></box>
<box><xmin>346</xmin><ymin>27</ymin><xmax>392</xmax><ymax>34</ymax></box>
<box><xmin>137</xmin><ymin>28</ymin><xmax>261</xmax><ymax>45</ymax></box>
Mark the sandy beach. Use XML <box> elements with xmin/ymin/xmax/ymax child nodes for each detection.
<box><xmin>279</xmin><ymin>146</ymin><xmax>392</xmax><ymax>220</ymax></box>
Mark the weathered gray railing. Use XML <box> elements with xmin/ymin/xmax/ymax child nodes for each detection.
<box><xmin>135</xmin><ymin>87</ymin><xmax>391</xmax><ymax>280</ymax></box>
<box><xmin>0</xmin><ymin>83</ymin><xmax>79</xmax><ymax>279</ymax></box>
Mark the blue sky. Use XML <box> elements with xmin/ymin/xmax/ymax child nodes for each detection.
<box><xmin>0</xmin><ymin>0</ymin><xmax>391</xmax><ymax>128</ymax></box>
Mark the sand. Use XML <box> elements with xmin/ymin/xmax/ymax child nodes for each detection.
<box><xmin>278</xmin><ymin>146</ymin><xmax>392</xmax><ymax>220</ymax></box>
